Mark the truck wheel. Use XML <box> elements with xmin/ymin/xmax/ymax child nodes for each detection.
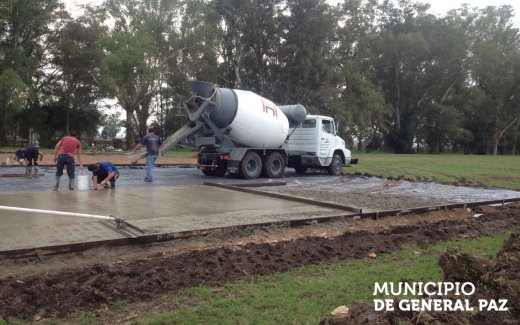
<box><xmin>239</xmin><ymin>152</ymin><xmax>262</xmax><ymax>179</ymax></box>
<box><xmin>262</xmin><ymin>152</ymin><xmax>285</xmax><ymax>178</ymax></box>
<box><xmin>201</xmin><ymin>164</ymin><xmax>226</xmax><ymax>177</ymax></box>
<box><xmin>212</xmin><ymin>166</ymin><xmax>227</xmax><ymax>176</ymax></box>
<box><xmin>328</xmin><ymin>154</ymin><xmax>343</xmax><ymax>176</ymax></box>
<box><xmin>201</xmin><ymin>169</ymin><xmax>214</xmax><ymax>176</ymax></box>
<box><xmin>294</xmin><ymin>166</ymin><xmax>307</xmax><ymax>174</ymax></box>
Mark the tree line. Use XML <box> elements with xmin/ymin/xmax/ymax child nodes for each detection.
<box><xmin>1</xmin><ymin>0</ymin><xmax>519</xmax><ymax>154</ymax></box>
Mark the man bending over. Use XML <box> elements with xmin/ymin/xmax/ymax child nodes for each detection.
<box><xmin>87</xmin><ymin>162</ymin><xmax>120</xmax><ymax>190</ymax></box>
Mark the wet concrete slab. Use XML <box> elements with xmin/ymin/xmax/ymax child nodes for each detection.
<box><xmin>2</xmin><ymin>165</ymin><xmax>519</xmax><ymax>253</ymax></box>
<box><xmin>0</xmin><ymin>186</ymin><xmax>344</xmax><ymax>252</ymax></box>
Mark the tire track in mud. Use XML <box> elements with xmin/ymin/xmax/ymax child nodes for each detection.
<box><xmin>1</xmin><ymin>204</ymin><xmax>519</xmax><ymax>321</ymax></box>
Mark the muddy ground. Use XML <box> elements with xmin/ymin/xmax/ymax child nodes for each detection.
<box><xmin>0</xmin><ymin>203</ymin><xmax>519</xmax><ymax>324</ymax></box>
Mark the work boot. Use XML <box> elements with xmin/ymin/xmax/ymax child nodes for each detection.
<box><xmin>69</xmin><ymin>178</ymin><xmax>75</xmax><ymax>190</ymax></box>
<box><xmin>53</xmin><ymin>176</ymin><xmax>60</xmax><ymax>191</ymax></box>
<box><xmin>33</xmin><ymin>167</ymin><xmax>38</xmax><ymax>178</ymax></box>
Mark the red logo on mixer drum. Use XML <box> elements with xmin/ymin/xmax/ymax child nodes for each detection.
<box><xmin>261</xmin><ymin>99</ymin><xmax>278</xmax><ymax>117</ymax></box>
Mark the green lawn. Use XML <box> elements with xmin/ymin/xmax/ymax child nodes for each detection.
<box><xmin>126</xmin><ymin>233</ymin><xmax>509</xmax><ymax>325</ymax></box>
<box><xmin>4</xmin><ymin>145</ymin><xmax>519</xmax><ymax>189</ymax></box>
<box><xmin>160</xmin><ymin>147</ymin><xmax>197</xmax><ymax>158</ymax></box>
<box><xmin>348</xmin><ymin>152</ymin><xmax>520</xmax><ymax>190</ymax></box>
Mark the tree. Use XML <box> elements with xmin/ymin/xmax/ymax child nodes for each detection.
<box><xmin>211</xmin><ymin>0</ymin><xmax>279</xmax><ymax>93</ymax></box>
<box><xmin>0</xmin><ymin>0</ymin><xmax>64</xmax><ymax>144</ymax></box>
<box><xmin>415</xmin><ymin>16</ymin><xmax>470</xmax><ymax>153</ymax></box>
<box><xmin>374</xmin><ymin>29</ymin><xmax>430</xmax><ymax>152</ymax></box>
<box><xmin>176</xmin><ymin>0</ymin><xmax>220</xmax><ymax>85</ymax></box>
<box><xmin>0</xmin><ymin>69</ymin><xmax>28</xmax><ymax>145</ymax></box>
<box><xmin>99</xmin><ymin>0</ymin><xmax>184</xmax><ymax>148</ymax></box>
<box><xmin>100</xmin><ymin>112</ymin><xmax>124</xmax><ymax>139</ymax></box>
<box><xmin>470</xmin><ymin>6</ymin><xmax>520</xmax><ymax>155</ymax></box>
<box><xmin>272</xmin><ymin>0</ymin><xmax>338</xmax><ymax>111</ymax></box>
<box><xmin>334</xmin><ymin>0</ymin><xmax>391</xmax><ymax>150</ymax></box>
<box><xmin>45</xmin><ymin>18</ymin><xmax>106</xmax><ymax>135</ymax></box>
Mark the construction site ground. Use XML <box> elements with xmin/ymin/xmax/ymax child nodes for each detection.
<box><xmin>0</xmin><ymin>154</ymin><xmax>519</xmax><ymax>323</ymax></box>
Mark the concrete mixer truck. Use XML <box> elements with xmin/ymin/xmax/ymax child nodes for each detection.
<box><xmin>144</xmin><ymin>80</ymin><xmax>357</xmax><ymax>179</ymax></box>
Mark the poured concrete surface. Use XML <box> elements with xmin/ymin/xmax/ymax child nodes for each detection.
<box><xmin>2</xmin><ymin>165</ymin><xmax>519</xmax><ymax>253</ymax></box>
<box><xmin>0</xmin><ymin>186</ymin><xmax>344</xmax><ymax>252</ymax></box>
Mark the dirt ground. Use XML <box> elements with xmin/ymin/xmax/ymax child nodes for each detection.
<box><xmin>0</xmin><ymin>203</ymin><xmax>519</xmax><ymax>324</ymax></box>
<box><xmin>320</xmin><ymin>232</ymin><xmax>520</xmax><ymax>325</ymax></box>
<box><xmin>0</xmin><ymin>152</ymin><xmax>197</xmax><ymax>167</ymax></box>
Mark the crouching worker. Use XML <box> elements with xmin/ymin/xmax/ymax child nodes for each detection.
<box><xmin>25</xmin><ymin>143</ymin><xmax>44</xmax><ymax>177</ymax></box>
<box><xmin>13</xmin><ymin>144</ymin><xmax>26</xmax><ymax>165</ymax></box>
<box><xmin>87</xmin><ymin>162</ymin><xmax>120</xmax><ymax>190</ymax></box>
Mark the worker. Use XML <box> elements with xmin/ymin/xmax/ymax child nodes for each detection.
<box><xmin>87</xmin><ymin>162</ymin><xmax>119</xmax><ymax>190</ymax></box>
<box><xmin>53</xmin><ymin>132</ymin><xmax>83</xmax><ymax>191</ymax></box>
<box><xmin>131</xmin><ymin>128</ymin><xmax>162</xmax><ymax>182</ymax></box>
<box><xmin>12</xmin><ymin>144</ymin><xmax>26</xmax><ymax>165</ymax></box>
<box><xmin>24</xmin><ymin>142</ymin><xmax>44</xmax><ymax>177</ymax></box>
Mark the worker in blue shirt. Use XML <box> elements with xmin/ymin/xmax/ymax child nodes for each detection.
<box><xmin>13</xmin><ymin>144</ymin><xmax>26</xmax><ymax>165</ymax></box>
<box><xmin>87</xmin><ymin>162</ymin><xmax>120</xmax><ymax>190</ymax></box>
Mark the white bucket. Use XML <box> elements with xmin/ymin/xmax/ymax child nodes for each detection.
<box><xmin>77</xmin><ymin>173</ymin><xmax>89</xmax><ymax>190</ymax></box>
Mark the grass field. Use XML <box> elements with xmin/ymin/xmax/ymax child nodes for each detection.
<box><xmin>3</xmin><ymin>145</ymin><xmax>519</xmax><ymax>189</ymax></box>
<box><xmin>160</xmin><ymin>147</ymin><xmax>197</xmax><ymax>158</ymax></box>
<box><xmin>348</xmin><ymin>152</ymin><xmax>520</xmax><ymax>190</ymax></box>
<box><xmin>115</xmin><ymin>234</ymin><xmax>508</xmax><ymax>325</ymax></box>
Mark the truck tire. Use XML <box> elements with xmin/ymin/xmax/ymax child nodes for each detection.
<box><xmin>239</xmin><ymin>152</ymin><xmax>262</xmax><ymax>179</ymax></box>
<box><xmin>328</xmin><ymin>154</ymin><xmax>343</xmax><ymax>176</ymax></box>
<box><xmin>262</xmin><ymin>152</ymin><xmax>285</xmax><ymax>178</ymax></box>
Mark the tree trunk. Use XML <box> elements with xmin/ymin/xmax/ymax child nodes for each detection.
<box><xmin>395</xmin><ymin>64</ymin><xmax>401</xmax><ymax>132</ymax></box>
<box><xmin>125</xmin><ymin>109</ymin><xmax>135</xmax><ymax>150</ymax></box>
<box><xmin>493</xmin><ymin>117</ymin><xmax>520</xmax><ymax>155</ymax></box>
<box><xmin>0</xmin><ymin>96</ymin><xmax>7</xmax><ymax>146</ymax></box>
<box><xmin>511</xmin><ymin>120</ymin><xmax>520</xmax><ymax>155</ymax></box>
<box><xmin>66</xmin><ymin>108</ymin><xmax>70</xmax><ymax>135</ymax></box>
<box><xmin>0</xmin><ymin>122</ymin><xmax>6</xmax><ymax>147</ymax></box>
<box><xmin>432</xmin><ymin>128</ymin><xmax>440</xmax><ymax>154</ymax></box>
<box><xmin>492</xmin><ymin>127</ymin><xmax>499</xmax><ymax>155</ymax></box>
<box><xmin>11</xmin><ymin>126</ymin><xmax>17</xmax><ymax>147</ymax></box>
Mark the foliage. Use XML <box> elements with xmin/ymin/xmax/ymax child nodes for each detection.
<box><xmin>99</xmin><ymin>0</ymin><xmax>185</xmax><ymax>146</ymax></box>
<box><xmin>45</xmin><ymin>17</ymin><xmax>107</xmax><ymax>135</ymax></box>
<box><xmin>0</xmin><ymin>0</ymin><xmax>64</xmax><ymax>145</ymax></box>
<box><xmin>470</xmin><ymin>6</ymin><xmax>520</xmax><ymax>155</ymax></box>
<box><xmin>0</xmin><ymin>0</ymin><xmax>519</xmax><ymax>155</ymax></box>
<box><xmin>0</xmin><ymin>69</ymin><xmax>28</xmax><ymax>145</ymax></box>
<box><xmin>100</xmin><ymin>112</ymin><xmax>125</xmax><ymax>139</ymax></box>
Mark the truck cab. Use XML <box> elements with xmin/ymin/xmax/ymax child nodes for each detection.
<box><xmin>284</xmin><ymin>115</ymin><xmax>356</xmax><ymax>175</ymax></box>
